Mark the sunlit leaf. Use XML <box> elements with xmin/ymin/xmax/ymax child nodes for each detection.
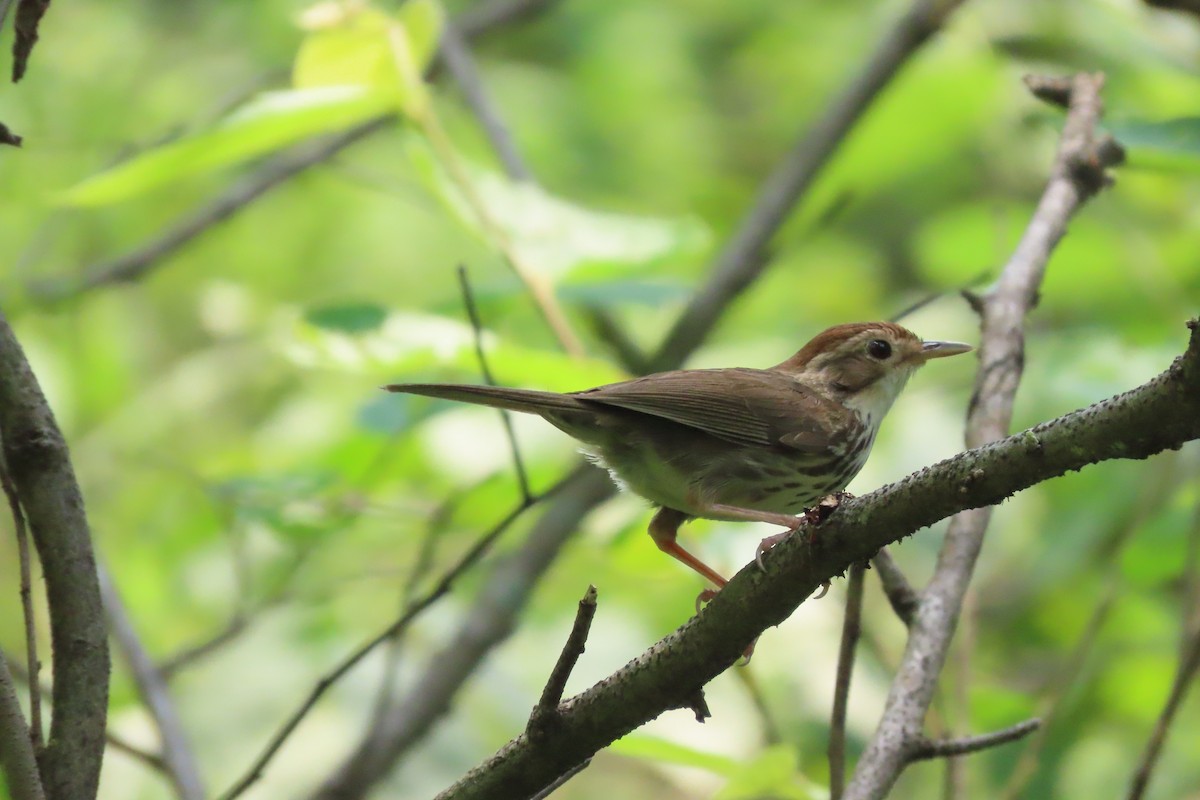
<box><xmin>293</xmin><ymin>6</ymin><xmax>397</xmax><ymax>93</ymax></box>
<box><xmin>60</xmin><ymin>87</ymin><xmax>396</xmax><ymax>206</ymax></box>
<box><xmin>1108</xmin><ymin>117</ymin><xmax>1200</xmax><ymax>173</ymax></box>
<box><xmin>714</xmin><ymin>745</ymin><xmax>815</xmax><ymax>800</ymax></box>
<box><xmin>406</xmin><ymin>139</ymin><xmax>710</xmax><ymax>279</ymax></box>
<box><xmin>608</xmin><ymin>735</ymin><xmax>739</xmax><ymax>775</ymax></box>
<box><xmin>280</xmin><ymin>308</ymin><xmax>627</xmax><ymax>391</ymax></box>
<box><xmin>305</xmin><ymin>302</ymin><xmax>389</xmax><ymax>333</ymax></box>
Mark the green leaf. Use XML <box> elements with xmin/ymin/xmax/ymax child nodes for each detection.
<box><xmin>282</xmin><ymin>308</ymin><xmax>627</xmax><ymax>391</ymax></box>
<box><xmin>293</xmin><ymin>6</ymin><xmax>397</xmax><ymax>93</ymax></box>
<box><xmin>714</xmin><ymin>744</ymin><xmax>816</xmax><ymax>800</ymax></box>
<box><xmin>60</xmin><ymin>86</ymin><xmax>396</xmax><ymax>206</ymax></box>
<box><xmin>406</xmin><ymin>138</ymin><xmax>710</xmax><ymax>279</ymax></box>
<box><xmin>389</xmin><ymin>0</ymin><xmax>444</xmax><ymax>117</ymax></box>
<box><xmin>608</xmin><ymin>735</ymin><xmax>739</xmax><ymax>776</ymax></box>
<box><xmin>1107</xmin><ymin>117</ymin><xmax>1200</xmax><ymax>173</ymax></box>
<box><xmin>292</xmin><ymin>0</ymin><xmax>442</xmax><ymax>118</ymax></box>
<box><xmin>305</xmin><ymin>302</ymin><xmax>389</xmax><ymax>333</ymax></box>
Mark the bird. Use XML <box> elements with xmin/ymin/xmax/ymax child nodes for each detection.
<box><xmin>386</xmin><ymin>322</ymin><xmax>971</xmax><ymax>594</ymax></box>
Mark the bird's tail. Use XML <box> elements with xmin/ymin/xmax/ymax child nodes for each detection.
<box><xmin>384</xmin><ymin>383</ymin><xmax>587</xmax><ymax>417</ymax></box>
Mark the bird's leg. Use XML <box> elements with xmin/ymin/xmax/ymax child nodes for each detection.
<box><xmin>752</xmin><ymin>492</ymin><xmax>855</xmax><ymax>598</ymax></box>
<box><xmin>648</xmin><ymin>507</ymin><xmax>730</xmax><ymax>590</ymax></box>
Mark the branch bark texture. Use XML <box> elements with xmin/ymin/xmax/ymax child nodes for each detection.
<box><xmin>844</xmin><ymin>72</ymin><xmax>1121</xmax><ymax>799</ymax></box>
<box><xmin>0</xmin><ymin>314</ymin><xmax>109</xmax><ymax>800</ymax></box>
<box><xmin>434</xmin><ymin>318</ymin><xmax>1200</xmax><ymax>800</ymax></box>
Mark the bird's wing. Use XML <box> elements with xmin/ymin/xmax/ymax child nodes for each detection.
<box><xmin>575</xmin><ymin>368</ymin><xmax>844</xmax><ymax>453</ymax></box>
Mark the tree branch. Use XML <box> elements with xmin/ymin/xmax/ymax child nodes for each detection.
<box><xmin>872</xmin><ymin>548</ymin><xmax>918</xmax><ymax>627</ymax></box>
<box><xmin>1126</xmin><ymin>596</ymin><xmax>1200</xmax><ymax>799</ymax></box>
<box><xmin>2</xmin><ymin>460</ymin><xmax>41</xmax><ymax>746</ymax></box>
<box><xmin>829</xmin><ymin>562</ymin><xmax>866</xmax><ymax>800</ymax></box>
<box><xmin>0</xmin><ymin>313</ymin><xmax>109</xmax><ymax>800</ymax></box>
<box><xmin>527</xmin><ymin>586</ymin><xmax>599</xmax><ymax>743</ymax></box>
<box><xmin>844</xmin><ymin>72</ymin><xmax>1122</xmax><ymax>800</ymax></box>
<box><xmin>910</xmin><ymin>719</ymin><xmax>1040</xmax><ymax>761</ymax></box>
<box><xmin>98</xmin><ymin>562</ymin><xmax>205</xmax><ymax>800</ymax></box>
<box><xmin>307</xmin><ymin>466</ymin><xmax>614</xmax><ymax>800</ymax></box>
<box><xmin>0</xmin><ymin>651</ymin><xmax>45</xmax><ymax>800</ymax></box>
<box><xmin>430</xmin><ymin>319</ymin><xmax>1200</xmax><ymax>800</ymax></box>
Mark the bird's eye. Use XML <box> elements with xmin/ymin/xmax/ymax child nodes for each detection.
<box><xmin>867</xmin><ymin>339</ymin><xmax>892</xmax><ymax>360</ymax></box>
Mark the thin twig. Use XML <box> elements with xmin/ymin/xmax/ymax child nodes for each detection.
<box><xmin>1001</xmin><ymin>455</ymin><xmax>1183</xmax><ymax>800</ymax></box>
<box><xmin>872</xmin><ymin>548</ymin><xmax>918</xmax><ymax>626</ymax></box>
<box><xmin>217</xmin><ymin>474</ymin><xmax>571</xmax><ymax>800</ymax></box>
<box><xmin>308</xmin><ymin>467</ymin><xmax>613</xmax><ymax>800</ymax></box>
<box><xmin>528</xmin><ymin>759</ymin><xmax>592</xmax><ymax>800</ymax></box>
<box><xmin>456</xmin><ymin>0</ymin><xmax>559</xmax><ymax>37</ymax></box>
<box><xmin>731</xmin><ymin>668</ymin><xmax>784</xmax><ymax>745</ymax></box>
<box><xmin>647</xmin><ymin>0</ymin><xmax>969</xmax><ymax>372</ymax></box>
<box><xmin>1126</xmin><ymin>588</ymin><xmax>1200</xmax><ymax>798</ymax></box>
<box><xmin>98</xmin><ymin>562</ymin><xmax>205</xmax><ymax>800</ymax></box>
<box><xmin>439</xmin><ymin>22</ymin><xmax>530</xmax><ymax>181</ymax></box>
<box><xmin>1</xmin><ymin>461</ymin><xmax>40</xmax><ymax>746</ymax></box>
<box><xmin>0</xmin><ymin>650</ymin><xmax>45</xmax><ymax>800</ymax></box>
<box><xmin>528</xmin><ymin>586</ymin><xmax>598</xmax><ymax>741</ymax></box>
<box><xmin>458</xmin><ymin>265</ymin><xmax>532</xmax><ymax>501</ymax></box>
<box><xmin>910</xmin><ymin>719</ymin><xmax>1041</xmax><ymax>761</ymax></box>
<box><xmin>159</xmin><ymin>614</ymin><xmax>250</xmax><ymax>680</ymax></box>
<box><xmin>830</xmin><ymin>563</ymin><xmax>866</xmax><ymax>800</ymax></box>
<box><xmin>845</xmin><ymin>73</ymin><xmax>1123</xmax><ymax>800</ymax></box>
<box><xmin>585</xmin><ymin>308</ymin><xmax>651</xmax><ymax>375</ymax></box>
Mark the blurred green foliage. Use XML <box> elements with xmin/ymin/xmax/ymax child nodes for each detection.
<box><xmin>1</xmin><ymin>0</ymin><xmax>1199</xmax><ymax>799</ymax></box>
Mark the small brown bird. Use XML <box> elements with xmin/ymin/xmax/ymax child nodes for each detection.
<box><xmin>387</xmin><ymin>322</ymin><xmax>970</xmax><ymax>592</ymax></box>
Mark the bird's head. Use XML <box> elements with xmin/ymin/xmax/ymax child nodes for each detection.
<box><xmin>774</xmin><ymin>322</ymin><xmax>973</xmax><ymax>421</ymax></box>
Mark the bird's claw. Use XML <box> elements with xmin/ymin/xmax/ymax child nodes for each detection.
<box><xmin>695</xmin><ymin>588</ymin><xmax>719</xmax><ymax>615</ymax></box>
<box><xmin>812</xmin><ymin>581</ymin><xmax>830</xmax><ymax>600</ymax></box>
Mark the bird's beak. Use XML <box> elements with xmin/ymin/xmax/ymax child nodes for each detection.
<box><xmin>920</xmin><ymin>340</ymin><xmax>973</xmax><ymax>360</ymax></box>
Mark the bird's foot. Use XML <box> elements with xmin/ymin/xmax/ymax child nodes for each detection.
<box><xmin>754</xmin><ymin>492</ymin><xmax>851</xmax><ymax>573</ymax></box>
<box><xmin>694</xmin><ymin>587</ymin><xmax>720</xmax><ymax>615</ymax></box>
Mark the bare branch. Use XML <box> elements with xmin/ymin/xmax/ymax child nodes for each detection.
<box><xmin>0</xmin><ymin>652</ymin><xmax>45</xmax><ymax>800</ymax></box>
<box><xmin>1126</xmin><ymin>591</ymin><xmax>1200</xmax><ymax>799</ymax></box>
<box><xmin>217</xmin><ymin>471</ymin><xmax>577</xmax><ymax>800</ymax></box>
<box><xmin>430</xmin><ymin>320</ymin><xmax>1200</xmax><ymax>800</ymax></box>
<box><xmin>844</xmin><ymin>72</ymin><xmax>1122</xmax><ymax>800</ymax></box>
<box><xmin>1001</xmin><ymin>455</ymin><xmax>1184</xmax><ymax>799</ymax></box>
<box><xmin>830</xmin><ymin>563</ymin><xmax>866</xmax><ymax>800</ymax></box>
<box><xmin>0</xmin><ymin>313</ymin><xmax>109</xmax><ymax>800</ymax></box>
<box><xmin>307</xmin><ymin>467</ymin><xmax>614</xmax><ymax>800</ymax></box>
<box><xmin>440</xmin><ymin>22</ymin><xmax>531</xmax><ymax>181</ymax></box>
<box><xmin>647</xmin><ymin>0</ymin><xmax>968</xmax><ymax>371</ymax></box>
<box><xmin>2</xmin><ymin>461</ymin><xmax>41</xmax><ymax>746</ymax></box>
<box><xmin>98</xmin><ymin>563</ymin><xmax>205</xmax><ymax>800</ymax></box>
<box><xmin>871</xmin><ymin>548</ymin><xmax>918</xmax><ymax>627</ymax></box>
<box><xmin>910</xmin><ymin>719</ymin><xmax>1040</xmax><ymax>761</ymax></box>
<box><xmin>458</xmin><ymin>265</ymin><xmax>532</xmax><ymax>502</ymax></box>
<box><xmin>528</xmin><ymin>586</ymin><xmax>599</xmax><ymax>742</ymax></box>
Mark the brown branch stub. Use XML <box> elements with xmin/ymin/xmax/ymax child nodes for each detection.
<box><xmin>910</xmin><ymin>718</ymin><xmax>1040</xmax><ymax>761</ymax></box>
<box><xmin>0</xmin><ymin>121</ymin><xmax>22</xmax><ymax>147</ymax></box>
<box><xmin>1143</xmin><ymin>0</ymin><xmax>1200</xmax><ymax>20</ymax></box>
<box><xmin>872</xmin><ymin>548</ymin><xmax>918</xmax><ymax>626</ymax></box>
<box><xmin>1023</xmin><ymin>74</ymin><xmax>1073</xmax><ymax>108</ymax></box>
<box><xmin>11</xmin><ymin>0</ymin><xmax>51</xmax><ymax>82</ymax></box>
<box><xmin>682</xmin><ymin>688</ymin><xmax>711</xmax><ymax>724</ymax></box>
<box><xmin>528</xmin><ymin>585</ymin><xmax>599</xmax><ymax>743</ymax></box>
